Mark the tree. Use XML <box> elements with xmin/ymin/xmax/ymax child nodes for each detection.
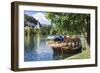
<box><xmin>45</xmin><ymin>12</ymin><xmax>90</xmax><ymax>36</ymax></box>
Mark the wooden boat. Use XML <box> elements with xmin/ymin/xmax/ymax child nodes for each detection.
<box><xmin>47</xmin><ymin>35</ymin><xmax>82</xmax><ymax>53</ymax></box>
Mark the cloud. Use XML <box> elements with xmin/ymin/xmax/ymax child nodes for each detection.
<box><xmin>32</xmin><ymin>12</ymin><xmax>51</xmax><ymax>25</ymax></box>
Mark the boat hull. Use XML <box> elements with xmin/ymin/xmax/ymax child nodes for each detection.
<box><xmin>52</xmin><ymin>46</ymin><xmax>82</xmax><ymax>54</ymax></box>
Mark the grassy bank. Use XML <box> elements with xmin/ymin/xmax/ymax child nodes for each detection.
<box><xmin>64</xmin><ymin>48</ymin><xmax>90</xmax><ymax>60</ymax></box>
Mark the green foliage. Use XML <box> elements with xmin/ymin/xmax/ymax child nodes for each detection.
<box><xmin>45</xmin><ymin>12</ymin><xmax>90</xmax><ymax>36</ymax></box>
<box><xmin>40</xmin><ymin>26</ymin><xmax>51</xmax><ymax>35</ymax></box>
<box><xmin>24</xmin><ymin>12</ymin><xmax>90</xmax><ymax>38</ymax></box>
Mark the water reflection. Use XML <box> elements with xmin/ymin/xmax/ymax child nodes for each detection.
<box><xmin>24</xmin><ymin>34</ymin><xmax>82</xmax><ymax>62</ymax></box>
<box><xmin>24</xmin><ymin>34</ymin><xmax>54</xmax><ymax>61</ymax></box>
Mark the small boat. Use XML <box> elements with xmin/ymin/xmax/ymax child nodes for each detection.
<box><xmin>47</xmin><ymin>35</ymin><xmax>82</xmax><ymax>53</ymax></box>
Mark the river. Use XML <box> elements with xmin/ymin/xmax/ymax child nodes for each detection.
<box><xmin>24</xmin><ymin>34</ymin><xmax>64</xmax><ymax>62</ymax></box>
<box><xmin>24</xmin><ymin>34</ymin><xmax>84</xmax><ymax>62</ymax></box>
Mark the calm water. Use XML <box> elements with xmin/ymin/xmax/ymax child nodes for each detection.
<box><xmin>24</xmin><ymin>34</ymin><xmax>66</xmax><ymax>62</ymax></box>
<box><xmin>24</xmin><ymin>34</ymin><xmax>83</xmax><ymax>62</ymax></box>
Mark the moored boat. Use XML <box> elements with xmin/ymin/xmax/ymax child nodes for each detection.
<box><xmin>47</xmin><ymin>35</ymin><xmax>82</xmax><ymax>53</ymax></box>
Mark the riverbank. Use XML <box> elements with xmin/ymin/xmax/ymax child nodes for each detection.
<box><xmin>64</xmin><ymin>45</ymin><xmax>90</xmax><ymax>60</ymax></box>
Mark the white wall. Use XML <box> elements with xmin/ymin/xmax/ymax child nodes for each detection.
<box><xmin>0</xmin><ymin>0</ymin><xmax>99</xmax><ymax>73</ymax></box>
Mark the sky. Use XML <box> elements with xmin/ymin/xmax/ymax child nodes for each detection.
<box><xmin>24</xmin><ymin>11</ymin><xmax>51</xmax><ymax>25</ymax></box>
